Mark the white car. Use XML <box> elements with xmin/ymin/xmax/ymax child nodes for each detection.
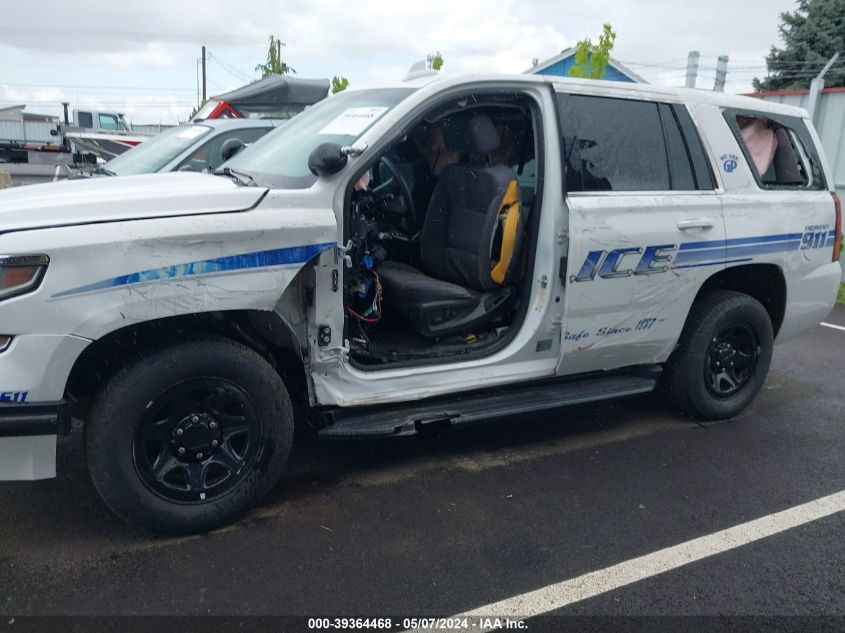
<box><xmin>0</xmin><ymin>74</ymin><xmax>841</xmax><ymax>533</ymax></box>
<box><xmin>95</xmin><ymin>118</ymin><xmax>280</xmax><ymax>176</ymax></box>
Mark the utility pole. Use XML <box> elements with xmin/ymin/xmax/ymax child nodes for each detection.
<box><xmin>277</xmin><ymin>39</ymin><xmax>281</xmax><ymax>68</ymax></box>
<box><xmin>808</xmin><ymin>52</ymin><xmax>839</xmax><ymax>123</ymax></box>
<box><xmin>713</xmin><ymin>55</ymin><xmax>729</xmax><ymax>92</ymax></box>
<box><xmin>201</xmin><ymin>45</ymin><xmax>207</xmax><ymax>103</ymax></box>
<box><xmin>685</xmin><ymin>50</ymin><xmax>700</xmax><ymax>88</ymax></box>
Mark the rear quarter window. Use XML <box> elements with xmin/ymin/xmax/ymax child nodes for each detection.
<box><xmin>723</xmin><ymin>109</ymin><xmax>826</xmax><ymax>190</ymax></box>
<box><xmin>556</xmin><ymin>94</ymin><xmax>715</xmax><ymax>193</ymax></box>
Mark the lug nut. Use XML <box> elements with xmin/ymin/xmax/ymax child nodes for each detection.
<box><xmin>209</xmin><ymin>421</ymin><xmax>218</xmax><ymax>430</ymax></box>
<box><xmin>211</xmin><ymin>440</ymin><xmax>219</xmax><ymax>448</ymax></box>
<box><xmin>176</xmin><ymin>428</ymin><xmax>184</xmax><ymax>436</ymax></box>
<box><xmin>178</xmin><ymin>447</ymin><xmax>186</xmax><ymax>455</ymax></box>
<box><xmin>196</xmin><ymin>452</ymin><xmax>204</xmax><ymax>459</ymax></box>
<box><xmin>192</xmin><ymin>415</ymin><xmax>199</xmax><ymax>423</ymax></box>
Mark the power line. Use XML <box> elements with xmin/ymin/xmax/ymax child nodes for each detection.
<box><xmin>0</xmin><ymin>26</ymin><xmax>266</xmax><ymax>44</ymax></box>
<box><xmin>207</xmin><ymin>51</ymin><xmax>253</xmax><ymax>83</ymax></box>
<box><xmin>0</xmin><ymin>100</ymin><xmax>194</xmax><ymax>107</ymax></box>
<box><xmin>0</xmin><ymin>82</ymin><xmax>202</xmax><ymax>93</ymax></box>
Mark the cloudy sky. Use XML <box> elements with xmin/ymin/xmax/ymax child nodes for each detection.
<box><xmin>0</xmin><ymin>0</ymin><xmax>800</xmax><ymax>125</ymax></box>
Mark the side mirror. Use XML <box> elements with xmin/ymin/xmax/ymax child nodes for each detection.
<box><xmin>220</xmin><ymin>137</ymin><xmax>246</xmax><ymax>162</ymax></box>
<box><xmin>308</xmin><ymin>143</ymin><xmax>348</xmax><ymax>177</ymax></box>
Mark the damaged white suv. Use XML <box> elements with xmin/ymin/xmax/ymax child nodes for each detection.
<box><xmin>0</xmin><ymin>74</ymin><xmax>841</xmax><ymax>533</ymax></box>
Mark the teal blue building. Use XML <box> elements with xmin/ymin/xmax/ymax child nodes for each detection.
<box><xmin>528</xmin><ymin>48</ymin><xmax>646</xmax><ymax>83</ymax></box>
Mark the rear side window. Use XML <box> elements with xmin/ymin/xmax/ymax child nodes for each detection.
<box><xmin>658</xmin><ymin>104</ymin><xmax>695</xmax><ymax>190</ymax></box>
<box><xmin>672</xmin><ymin>105</ymin><xmax>715</xmax><ymax>189</ymax></box>
<box><xmin>558</xmin><ymin>95</ymin><xmax>668</xmax><ymax>192</ymax></box>
<box><xmin>556</xmin><ymin>95</ymin><xmax>713</xmax><ymax>193</ymax></box>
<box><xmin>77</xmin><ymin>111</ymin><xmax>93</xmax><ymax>128</ymax></box>
<box><xmin>724</xmin><ymin>110</ymin><xmax>826</xmax><ymax>190</ymax></box>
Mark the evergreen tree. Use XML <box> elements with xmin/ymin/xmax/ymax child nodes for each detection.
<box><xmin>754</xmin><ymin>0</ymin><xmax>844</xmax><ymax>90</ymax></box>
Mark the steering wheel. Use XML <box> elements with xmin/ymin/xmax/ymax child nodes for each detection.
<box><xmin>376</xmin><ymin>156</ymin><xmax>417</xmax><ymax>231</ymax></box>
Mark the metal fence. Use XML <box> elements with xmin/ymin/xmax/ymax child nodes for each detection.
<box><xmin>132</xmin><ymin>124</ymin><xmax>176</xmax><ymax>135</ymax></box>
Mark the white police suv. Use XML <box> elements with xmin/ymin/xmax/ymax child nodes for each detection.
<box><xmin>0</xmin><ymin>74</ymin><xmax>841</xmax><ymax>533</ymax></box>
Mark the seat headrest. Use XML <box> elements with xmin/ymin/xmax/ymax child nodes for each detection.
<box><xmin>443</xmin><ymin>113</ymin><xmax>501</xmax><ymax>154</ymax></box>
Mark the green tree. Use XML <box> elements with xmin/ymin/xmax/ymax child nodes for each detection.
<box><xmin>754</xmin><ymin>0</ymin><xmax>845</xmax><ymax>91</ymax></box>
<box><xmin>568</xmin><ymin>23</ymin><xmax>617</xmax><ymax>80</ymax></box>
<box><xmin>430</xmin><ymin>51</ymin><xmax>444</xmax><ymax>71</ymax></box>
<box><xmin>255</xmin><ymin>35</ymin><xmax>296</xmax><ymax>77</ymax></box>
<box><xmin>332</xmin><ymin>76</ymin><xmax>350</xmax><ymax>93</ymax></box>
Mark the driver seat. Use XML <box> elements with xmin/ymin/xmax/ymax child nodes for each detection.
<box><xmin>378</xmin><ymin>113</ymin><xmax>525</xmax><ymax>338</ymax></box>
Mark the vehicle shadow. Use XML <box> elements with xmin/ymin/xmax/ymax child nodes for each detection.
<box><xmin>0</xmin><ymin>394</ymin><xmax>686</xmax><ymax>554</ymax></box>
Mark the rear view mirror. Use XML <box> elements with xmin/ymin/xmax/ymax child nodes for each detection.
<box><xmin>308</xmin><ymin>143</ymin><xmax>348</xmax><ymax>177</ymax></box>
<box><xmin>221</xmin><ymin>138</ymin><xmax>246</xmax><ymax>162</ymax></box>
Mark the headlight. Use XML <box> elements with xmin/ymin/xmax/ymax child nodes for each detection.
<box><xmin>0</xmin><ymin>255</ymin><xmax>49</xmax><ymax>301</ymax></box>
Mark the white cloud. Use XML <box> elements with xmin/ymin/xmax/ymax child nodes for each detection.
<box><xmin>92</xmin><ymin>43</ymin><xmax>176</xmax><ymax>69</ymax></box>
<box><xmin>0</xmin><ymin>0</ymin><xmax>799</xmax><ymax>123</ymax></box>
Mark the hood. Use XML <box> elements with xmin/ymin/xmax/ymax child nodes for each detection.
<box><xmin>0</xmin><ymin>172</ymin><xmax>267</xmax><ymax>233</ymax></box>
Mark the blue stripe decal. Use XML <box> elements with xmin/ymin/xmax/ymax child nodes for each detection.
<box><xmin>724</xmin><ymin>240</ymin><xmax>802</xmax><ymax>258</ymax></box>
<box><xmin>675</xmin><ymin>240</ymin><xmax>803</xmax><ymax>265</ymax></box>
<box><xmin>679</xmin><ymin>233</ymin><xmax>803</xmax><ymax>251</ymax></box>
<box><xmin>672</xmin><ymin>258</ymin><xmax>753</xmax><ymax>270</ymax></box>
<box><xmin>53</xmin><ymin>242</ymin><xmax>336</xmax><ymax>298</ymax></box>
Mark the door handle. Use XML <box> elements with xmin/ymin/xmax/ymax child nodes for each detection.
<box><xmin>677</xmin><ymin>218</ymin><xmax>715</xmax><ymax>230</ymax></box>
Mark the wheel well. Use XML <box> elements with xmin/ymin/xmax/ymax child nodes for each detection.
<box><xmin>65</xmin><ymin>311</ymin><xmax>310</xmax><ymax>422</ymax></box>
<box><xmin>694</xmin><ymin>264</ymin><xmax>786</xmax><ymax>336</ymax></box>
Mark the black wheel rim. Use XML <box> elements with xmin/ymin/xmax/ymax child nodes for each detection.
<box><xmin>133</xmin><ymin>378</ymin><xmax>263</xmax><ymax>504</ymax></box>
<box><xmin>704</xmin><ymin>324</ymin><xmax>760</xmax><ymax>399</ymax></box>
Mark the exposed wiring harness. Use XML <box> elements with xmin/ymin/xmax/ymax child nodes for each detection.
<box><xmin>347</xmin><ymin>267</ymin><xmax>383</xmax><ymax>323</ymax></box>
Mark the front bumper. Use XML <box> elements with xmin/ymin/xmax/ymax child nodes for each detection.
<box><xmin>0</xmin><ymin>401</ymin><xmax>69</xmax><ymax>481</ymax></box>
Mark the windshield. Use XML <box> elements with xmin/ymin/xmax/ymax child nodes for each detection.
<box><xmin>103</xmin><ymin>125</ymin><xmax>212</xmax><ymax>176</ymax></box>
<box><xmin>223</xmin><ymin>88</ymin><xmax>414</xmax><ymax>189</ymax></box>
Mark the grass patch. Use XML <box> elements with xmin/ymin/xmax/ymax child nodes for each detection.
<box><xmin>838</xmin><ymin>284</ymin><xmax>845</xmax><ymax>306</ymax></box>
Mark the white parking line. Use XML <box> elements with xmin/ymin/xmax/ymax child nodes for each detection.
<box><xmin>455</xmin><ymin>490</ymin><xmax>845</xmax><ymax>620</ymax></box>
<box><xmin>821</xmin><ymin>322</ymin><xmax>845</xmax><ymax>332</ymax></box>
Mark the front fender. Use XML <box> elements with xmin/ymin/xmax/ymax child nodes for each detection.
<box><xmin>0</xmin><ymin>201</ymin><xmax>337</xmax><ymax>341</ymax></box>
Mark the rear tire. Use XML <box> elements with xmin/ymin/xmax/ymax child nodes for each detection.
<box><xmin>664</xmin><ymin>290</ymin><xmax>773</xmax><ymax>420</ymax></box>
<box><xmin>85</xmin><ymin>336</ymin><xmax>293</xmax><ymax>534</ymax></box>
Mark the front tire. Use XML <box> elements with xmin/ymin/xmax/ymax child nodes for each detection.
<box><xmin>664</xmin><ymin>290</ymin><xmax>773</xmax><ymax>420</ymax></box>
<box><xmin>85</xmin><ymin>336</ymin><xmax>293</xmax><ymax>534</ymax></box>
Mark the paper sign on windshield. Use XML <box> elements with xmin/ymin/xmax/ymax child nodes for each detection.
<box><xmin>319</xmin><ymin>107</ymin><xmax>389</xmax><ymax>136</ymax></box>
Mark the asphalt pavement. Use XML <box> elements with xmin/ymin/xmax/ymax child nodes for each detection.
<box><xmin>1</xmin><ymin>306</ymin><xmax>843</xmax><ymax>629</ymax></box>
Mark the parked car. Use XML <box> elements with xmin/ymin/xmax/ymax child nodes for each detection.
<box><xmin>97</xmin><ymin>118</ymin><xmax>281</xmax><ymax>177</ymax></box>
<box><xmin>0</xmin><ymin>74</ymin><xmax>840</xmax><ymax>534</ymax></box>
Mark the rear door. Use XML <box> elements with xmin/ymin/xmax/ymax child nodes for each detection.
<box><xmin>555</xmin><ymin>91</ymin><xmax>725</xmax><ymax>375</ymax></box>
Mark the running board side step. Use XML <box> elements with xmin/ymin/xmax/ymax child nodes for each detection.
<box><xmin>319</xmin><ymin>369</ymin><xmax>660</xmax><ymax>440</ymax></box>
